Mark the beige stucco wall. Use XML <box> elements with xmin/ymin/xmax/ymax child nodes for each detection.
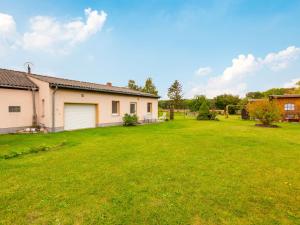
<box><xmin>54</xmin><ymin>89</ymin><xmax>158</xmax><ymax>129</ymax></box>
<box><xmin>1</xmin><ymin>77</ymin><xmax>158</xmax><ymax>133</ymax></box>
<box><xmin>27</xmin><ymin>76</ymin><xmax>52</xmax><ymax>128</ymax></box>
<box><xmin>0</xmin><ymin>88</ymin><xmax>35</xmax><ymax>130</ymax></box>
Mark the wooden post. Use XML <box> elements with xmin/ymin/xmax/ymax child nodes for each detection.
<box><xmin>225</xmin><ymin>105</ymin><xmax>229</xmax><ymax>118</ymax></box>
<box><xmin>170</xmin><ymin>105</ymin><xmax>174</xmax><ymax>120</ymax></box>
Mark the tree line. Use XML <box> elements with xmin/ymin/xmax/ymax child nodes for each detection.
<box><xmin>127</xmin><ymin>78</ymin><xmax>300</xmax><ymax>113</ymax></box>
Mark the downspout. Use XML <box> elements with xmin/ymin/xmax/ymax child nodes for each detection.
<box><xmin>31</xmin><ymin>88</ymin><xmax>38</xmax><ymax>127</ymax></box>
<box><xmin>52</xmin><ymin>86</ymin><xmax>58</xmax><ymax>132</ymax></box>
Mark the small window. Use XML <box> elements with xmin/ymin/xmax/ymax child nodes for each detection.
<box><xmin>284</xmin><ymin>103</ymin><xmax>295</xmax><ymax>111</ymax></box>
<box><xmin>112</xmin><ymin>101</ymin><xmax>120</xmax><ymax>115</ymax></box>
<box><xmin>130</xmin><ymin>102</ymin><xmax>137</xmax><ymax>114</ymax></box>
<box><xmin>9</xmin><ymin>106</ymin><xmax>21</xmax><ymax>112</ymax></box>
<box><xmin>147</xmin><ymin>103</ymin><xmax>152</xmax><ymax>113</ymax></box>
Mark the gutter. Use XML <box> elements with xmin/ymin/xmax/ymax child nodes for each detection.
<box><xmin>52</xmin><ymin>86</ymin><xmax>58</xmax><ymax>132</ymax></box>
<box><xmin>31</xmin><ymin>87</ymin><xmax>38</xmax><ymax>127</ymax></box>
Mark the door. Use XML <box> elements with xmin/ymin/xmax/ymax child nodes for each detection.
<box><xmin>64</xmin><ymin>104</ymin><xmax>96</xmax><ymax>130</ymax></box>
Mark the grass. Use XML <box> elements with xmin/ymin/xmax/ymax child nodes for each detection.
<box><xmin>0</xmin><ymin>115</ymin><xmax>299</xmax><ymax>224</ymax></box>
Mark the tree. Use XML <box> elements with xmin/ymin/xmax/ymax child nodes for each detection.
<box><xmin>246</xmin><ymin>91</ymin><xmax>264</xmax><ymax>99</ymax></box>
<box><xmin>167</xmin><ymin>80</ymin><xmax>183</xmax><ymax>108</ymax></box>
<box><xmin>189</xmin><ymin>95</ymin><xmax>208</xmax><ymax>112</ymax></box>
<box><xmin>214</xmin><ymin>94</ymin><xmax>240</xmax><ymax>114</ymax></box>
<box><xmin>197</xmin><ymin>101</ymin><xmax>210</xmax><ymax>120</ymax></box>
<box><xmin>142</xmin><ymin>78</ymin><xmax>158</xmax><ymax>96</ymax></box>
<box><xmin>127</xmin><ymin>80</ymin><xmax>141</xmax><ymax>91</ymax></box>
<box><xmin>196</xmin><ymin>100</ymin><xmax>217</xmax><ymax>120</ymax></box>
<box><xmin>247</xmin><ymin>100</ymin><xmax>282</xmax><ymax>126</ymax></box>
<box><xmin>262</xmin><ymin>88</ymin><xmax>286</xmax><ymax>97</ymax></box>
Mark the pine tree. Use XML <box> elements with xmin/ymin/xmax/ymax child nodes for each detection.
<box><xmin>167</xmin><ymin>80</ymin><xmax>183</xmax><ymax>108</ymax></box>
<box><xmin>197</xmin><ymin>100</ymin><xmax>210</xmax><ymax>120</ymax></box>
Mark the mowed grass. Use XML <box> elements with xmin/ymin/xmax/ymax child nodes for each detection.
<box><xmin>0</xmin><ymin>115</ymin><xmax>299</xmax><ymax>225</ymax></box>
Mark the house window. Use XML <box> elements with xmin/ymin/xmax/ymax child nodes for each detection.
<box><xmin>9</xmin><ymin>106</ymin><xmax>21</xmax><ymax>112</ymax></box>
<box><xmin>147</xmin><ymin>102</ymin><xmax>152</xmax><ymax>113</ymax></box>
<box><xmin>284</xmin><ymin>103</ymin><xmax>295</xmax><ymax>111</ymax></box>
<box><xmin>130</xmin><ymin>102</ymin><xmax>137</xmax><ymax>114</ymax></box>
<box><xmin>112</xmin><ymin>101</ymin><xmax>120</xmax><ymax>115</ymax></box>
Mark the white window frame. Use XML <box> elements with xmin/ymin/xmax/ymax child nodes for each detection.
<box><xmin>284</xmin><ymin>103</ymin><xmax>295</xmax><ymax>111</ymax></box>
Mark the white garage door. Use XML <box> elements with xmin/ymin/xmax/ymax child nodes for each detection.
<box><xmin>64</xmin><ymin>104</ymin><xmax>96</xmax><ymax>131</ymax></box>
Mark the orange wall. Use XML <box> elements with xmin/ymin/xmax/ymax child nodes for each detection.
<box><xmin>272</xmin><ymin>98</ymin><xmax>300</xmax><ymax>114</ymax></box>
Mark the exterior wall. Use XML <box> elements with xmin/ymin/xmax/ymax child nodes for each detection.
<box><xmin>272</xmin><ymin>98</ymin><xmax>300</xmax><ymax>120</ymax></box>
<box><xmin>0</xmin><ymin>88</ymin><xmax>35</xmax><ymax>133</ymax></box>
<box><xmin>27</xmin><ymin>76</ymin><xmax>52</xmax><ymax>128</ymax></box>
<box><xmin>0</xmin><ymin>78</ymin><xmax>158</xmax><ymax>133</ymax></box>
<box><xmin>53</xmin><ymin>89</ymin><xmax>158</xmax><ymax>130</ymax></box>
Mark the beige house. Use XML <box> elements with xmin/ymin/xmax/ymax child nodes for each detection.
<box><xmin>0</xmin><ymin>68</ymin><xmax>159</xmax><ymax>134</ymax></box>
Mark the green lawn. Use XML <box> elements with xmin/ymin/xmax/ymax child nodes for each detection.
<box><xmin>0</xmin><ymin>116</ymin><xmax>299</xmax><ymax>225</ymax></box>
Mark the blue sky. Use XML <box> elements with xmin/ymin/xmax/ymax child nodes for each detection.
<box><xmin>1</xmin><ymin>0</ymin><xmax>300</xmax><ymax>98</ymax></box>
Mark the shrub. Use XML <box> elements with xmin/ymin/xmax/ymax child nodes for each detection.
<box><xmin>197</xmin><ymin>101</ymin><xmax>210</xmax><ymax>120</ymax></box>
<box><xmin>247</xmin><ymin>100</ymin><xmax>282</xmax><ymax>125</ymax></box>
<box><xmin>197</xmin><ymin>101</ymin><xmax>218</xmax><ymax>120</ymax></box>
<box><xmin>123</xmin><ymin>113</ymin><xmax>138</xmax><ymax>126</ymax></box>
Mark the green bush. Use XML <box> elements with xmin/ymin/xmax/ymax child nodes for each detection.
<box><xmin>123</xmin><ymin>113</ymin><xmax>138</xmax><ymax>126</ymax></box>
<box><xmin>247</xmin><ymin>100</ymin><xmax>282</xmax><ymax>125</ymax></box>
<box><xmin>197</xmin><ymin>101</ymin><xmax>218</xmax><ymax>120</ymax></box>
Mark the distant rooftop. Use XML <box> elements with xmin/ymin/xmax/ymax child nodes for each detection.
<box><xmin>269</xmin><ymin>94</ymin><xmax>300</xmax><ymax>99</ymax></box>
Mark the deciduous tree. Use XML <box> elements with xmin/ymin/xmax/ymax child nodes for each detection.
<box><xmin>247</xmin><ymin>100</ymin><xmax>282</xmax><ymax>126</ymax></box>
<box><xmin>142</xmin><ymin>78</ymin><xmax>158</xmax><ymax>96</ymax></box>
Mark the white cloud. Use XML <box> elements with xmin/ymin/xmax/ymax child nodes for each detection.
<box><xmin>189</xmin><ymin>46</ymin><xmax>300</xmax><ymax>98</ymax></box>
<box><xmin>263</xmin><ymin>46</ymin><xmax>300</xmax><ymax>71</ymax></box>
<box><xmin>0</xmin><ymin>13</ymin><xmax>16</xmax><ymax>35</ymax></box>
<box><xmin>0</xmin><ymin>13</ymin><xmax>17</xmax><ymax>56</ymax></box>
<box><xmin>283</xmin><ymin>77</ymin><xmax>300</xmax><ymax>88</ymax></box>
<box><xmin>0</xmin><ymin>9</ymin><xmax>107</xmax><ymax>55</ymax></box>
<box><xmin>23</xmin><ymin>8</ymin><xmax>107</xmax><ymax>52</ymax></box>
<box><xmin>195</xmin><ymin>66</ymin><xmax>212</xmax><ymax>76</ymax></box>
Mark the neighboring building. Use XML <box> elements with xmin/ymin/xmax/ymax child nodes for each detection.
<box><xmin>269</xmin><ymin>95</ymin><xmax>300</xmax><ymax>122</ymax></box>
<box><xmin>248</xmin><ymin>95</ymin><xmax>300</xmax><ymax>122</ymax></box>
<box><xmin>0</xmin><ymin>68</ymin><xmax>159</xmax><ymax>134</ymax></box>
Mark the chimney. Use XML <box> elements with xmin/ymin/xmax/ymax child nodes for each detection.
<box><xmin>27</xmin><ymin>64</ymin><xmax>31</xmax><ymax>74</ymax></box>
<box><xmin>106</xmin><ymin>82</ymin><xmax>112</xmax><ymax>87</ymax></box>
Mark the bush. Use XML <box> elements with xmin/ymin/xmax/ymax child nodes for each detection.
<box><xmin>247</xmin><ymin>100</ymin><xmax>282</xmax><ymax>125</ymax></box>
<box><xmin>123</xmin><ymin>113</ymin><xmax>138</xmax><ymax>126</ymax></box>
<box><xmin>197</xmin><ymin>101</ymin><xmax>218</xmax><ymax>120</ymax></box>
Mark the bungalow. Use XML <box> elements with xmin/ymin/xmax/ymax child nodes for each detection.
<box><xmin>269</xmin><ymin>94</ymin><xmax>300</xmax><ymax>122</ymax></box>
<box><xmin>0</xmin><ymin>68</ymin><xmax>159</xmax><ymax>134</ymax></box>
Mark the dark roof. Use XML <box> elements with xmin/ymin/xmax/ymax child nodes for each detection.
<box><xmin>0</xmin><ymin>68</ymin><xmax>38</xmax><ymax>90</ymax></box>
<box><xmin>269</xmin><ymin>94</ymin><xmax>300</xmax><ymax>99</ymax></box>
<box><xmin>0</xmin><ymin>68</ymin><xmax>159</xmax><ymax>98</ymax></box>
<box><xmin>29</xmin><ymin>73</ymin><xmax>159</xmax><ymax>98</ymax></box>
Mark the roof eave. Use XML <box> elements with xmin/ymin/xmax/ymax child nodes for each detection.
<box><xmin>49</xmin><ymin>84</ymin><xmax>160</xmax><ymax>98</ymax></box>
<box><xmin>269</xmin><ymin>95</ymin><xmax>300</xmax><ymax>99</ymax></box>
<box><xmin>0</xmin><ymin>84</ymin><xmax>38</xmax><ymax>90</ymax></box>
